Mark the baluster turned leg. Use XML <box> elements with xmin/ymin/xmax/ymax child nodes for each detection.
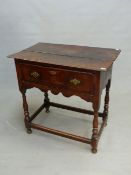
<box><xmin>103</xmin><ymin>79</ymin><xmax>111</xmax><ymax>126</ymax></box>
<box><xmin>44</xmin><ymin>92</ymin><xmax>50</xmax><ymax>113</ymax></box>
<box><xmin>21</xmin><ymin>90</ymin><xmax>32</xmax><ymax>134</ymax></box>
<box><xmin>91</xmin><ymin>101</ymin><xmax>99</xmax><ymax>153</ymax></box>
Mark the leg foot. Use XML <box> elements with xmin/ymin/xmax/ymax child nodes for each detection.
<box><xmin>27</xmin><ymin>128</ymin><xmax>32</xmax><ymax>134</ymax></box>
<box><xmin>46</xmin><ymin>108</ymin><xmax>50</xmax><ymax>113</ymax></box>
<box><xmin>91</xmin><ymin>128</ymin><xmax>98</xmax><ymax>154</ymax></box>
<box><xmin>91</xmin><ymin>148</ymin><xmax>97</xmax><ymax>153</ymax></box>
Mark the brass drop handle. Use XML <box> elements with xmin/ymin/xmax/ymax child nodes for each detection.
<box><xmin>70</xmin><ymin>78</ymin><xmax>80</xmax><ymax>85</ymax></box>
<box><xmin>30</xmin><ymin>71</ymin><xmax>40</xmax><ymax>79</ymax></box>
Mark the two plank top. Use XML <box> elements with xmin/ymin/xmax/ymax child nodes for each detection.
<box><xmin>8</xmin><ymin>42</ymin><xmax>121</xmax><ymax>71</ymax></box>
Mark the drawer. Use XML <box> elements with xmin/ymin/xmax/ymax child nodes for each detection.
<box><xmin>20</xmin><ymin>64</ymin><xmax>96</xmax><ymax>94</ymax></box>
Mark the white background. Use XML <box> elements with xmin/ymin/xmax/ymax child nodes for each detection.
<box><xmin>0</xmin><ymin>0</ymin><xmax>131</xmax><ymax>174</ymax></box>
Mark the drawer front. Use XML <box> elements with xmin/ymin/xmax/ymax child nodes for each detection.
<box><xmin>20</xmin><ymin>64</ymin><xmax>96</xmax><ymax>94</ymax></box>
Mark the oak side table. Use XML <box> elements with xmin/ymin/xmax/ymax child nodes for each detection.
<box><xmin>8</xmin><ymin>43</ymin><xmax>121</xmax><ymax>153</ymax></box>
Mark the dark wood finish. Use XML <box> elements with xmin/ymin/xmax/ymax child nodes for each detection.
<box><xmin>91</xmin><ymin>102</ymin><xmax>99</xmax><ymax>153</ymax></box>
<box><xmin>8</xmin><ymin>42</ymin><xmax>121</xmax><ymax>153</ymax></box>
<box><xmin>19</xmin><ymin>63</ymin><xmax>96</xmax><ymax>95</ymax></box>
<box><xmin>50</xmin><ymin>102</ymin><xmax>103</xmax><ymax>117</ymax></box>
<box><xmin>8</xmin><ymin>42</ymin><xmax>121</xmax><ymax>71</ymax></box>
<box><xmin>31</xmin><ymin>123</ymin><xmax>91</xmax><ymax>144</ymax></box>
<box><xmin>103</xmin><ymin>79</ymin><xmax>111</xmax><ymax>125</ymax></box>
<box><xmin>29</xmin><ymin>104</ymin><xmax>45</xmax><ymax>122</ymax></box>
<box><xmin>44</xmin><ymin>92</ymin><xmax>50</xmax><ymax>113</ymax></box>
<box><xmin>21</xmin><ymin>90</ymin><xmax>32</xmax><ymax>134</ymax></box>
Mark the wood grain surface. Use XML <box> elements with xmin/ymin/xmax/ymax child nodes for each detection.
<box><xmin>8</xmin><ymin>42</ymin><xmax>121</xmax><ymax>71</ymax></box>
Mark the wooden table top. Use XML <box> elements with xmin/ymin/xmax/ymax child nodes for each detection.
<box><xmin>8</xmin><ymin>42</ymin><xmax>121</xmax><ymax>71</ymax></box>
